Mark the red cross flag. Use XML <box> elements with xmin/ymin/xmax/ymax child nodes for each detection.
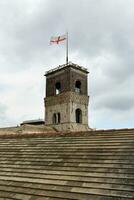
<box><xmin>50</xmin><ymin>32</ymin><xmax>69</xmax><ymax>64</ymax></box>
<box><xmin>50</xmin><ymin>34</ymin><xmax>67</xmax><ymax>45</ymax></box>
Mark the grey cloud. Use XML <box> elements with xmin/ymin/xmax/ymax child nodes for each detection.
<box><xmin>96</xmin><ymin>95</ymin><xmax>134</xmax><ymax>111</ymax></box>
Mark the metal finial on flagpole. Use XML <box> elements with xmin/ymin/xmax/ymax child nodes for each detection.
<box><xmin>66</xmin><ymin>32</ymin><xmax>68</xmax><ymax>64</ymax></box>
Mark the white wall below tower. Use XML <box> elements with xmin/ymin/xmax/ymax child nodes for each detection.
<box><xmin>69</xmin><ymin>102</ymin><xmax>88</xmax><ymax>125</ymax></box>
<box><xmin>45</xmin><ymin>91</ymin><xmax>89</xmax><ymax>131</ymax></box>
<box><xmin>45</xmin><ymin>103</ymin><xmax>70</xmax><ymax>125</ymax></box>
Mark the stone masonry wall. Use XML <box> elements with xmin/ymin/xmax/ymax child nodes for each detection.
<box><xmin>45</xmin><ymin>91</ymin><xmax>89</xmax><ymax>107</ymax></box>
<box><xmin>45</xmin><ymin>92</ymin><xmax>89</xmax><ymax>127</ymax></box>
<box><xmin>45</xmin><ymin>64</ymin><xmax>89</xmax><ymax>131</ymax></box>
<box><xmin>46</xmin><ymin>67</ymin><xmax>88</xmax><ymax>97</ymax></box>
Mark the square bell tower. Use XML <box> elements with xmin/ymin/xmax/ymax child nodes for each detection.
<box><xmin>44</xmin><ymin>62</ymin><xmax>90</xmax><ymax>131</ymax></box>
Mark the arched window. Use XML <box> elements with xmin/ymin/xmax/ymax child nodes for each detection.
<box><xmin>75</xmin><ymin>80</ymin><xmax>81</xmax><ymax>93</ymax></box>
<box><xmin>58</xmin><ymin>113</ymin><xmax>61</xmax><ymax>123</ymax></box>
<box><xmin>52</xmin><ymin>113</ymin><xmax>61</xmax><ymax>124</ymax></box>
<box><xmin>53</xmin><ymin>113</ymin><xmax>57</xmax><ymax>124</ymax></box>
<box><xmin>75</xmin><ymin>109</ymin><xmax>82</xmax><ymax>123</ymax></box>
<box><xmin>55</xmin><ymin>82</ymin><xmax>61</xmax><ymax>95</ymax></box>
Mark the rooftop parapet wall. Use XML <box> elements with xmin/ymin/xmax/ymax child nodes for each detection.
<box><xmin>45</xmin><ymin>62</ymin><xmax>89</xmax><ymax>76</ymax></box>
<box><xmin>0</xmin><ymin>127</ymin><xmax>134</xmax><ymax>138</ymax></box>
<box><xmin>0</xmin><ymin>124</ymin><xmax>56</xmax><ymax>137</ymax></box>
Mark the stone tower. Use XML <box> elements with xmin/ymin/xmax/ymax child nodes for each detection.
<box><xmin>44</xmin><ymin>62</ymin><xmax>89</xmax><ymax>131</ymax></box>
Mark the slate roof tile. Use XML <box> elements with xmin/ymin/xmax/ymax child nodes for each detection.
<box><xmin>0</xmin><ymin>130</ymin><xmax>133</xmax><ymax>199</ymax></box>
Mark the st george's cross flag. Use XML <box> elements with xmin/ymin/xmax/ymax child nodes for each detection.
<box><xmin>50</xmin><ymin>32</ymin><xmax>68</xmax><ymax>64</ymax></box>
<box><xmin>50</xmin><ymin>34</ymin><xmax>67</xmax><ymax>45</ymax></box>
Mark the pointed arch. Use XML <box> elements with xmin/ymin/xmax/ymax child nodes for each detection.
<box><xmin>53</xmin><ymin>113</ymin><xmax>57</xmax><ymax>124</ymax></box>
<box><xmin>58</xmin><ymin>113</ymin><xmax>61</xmax><ymax>123</ymax></box>
<box><xmin>75</xmin><ymin>109</ymin><xmax>82</xmax><ymax>123</ymax></box>
<box><xmin>55</xmin><ymin>82</ymin><xmax>61</xmax><ymax>95</ymax></box>
<box><xmin>75</xmin><ymin>80</ymin><xmax>81</xmax><ymax>93</ymax></box>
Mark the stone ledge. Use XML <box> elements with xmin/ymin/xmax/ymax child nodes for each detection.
<box><xmin>44</xmin><ymin>91</ymin><xmax>89</xmax><ymax>106</ymax></box>
<box><xmin>0</xmin><ymin>127</ymin><xmax>134</xmax><ymax>138</ymax></box>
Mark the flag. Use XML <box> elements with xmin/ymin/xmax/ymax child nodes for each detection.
<box><xmin>50</xmin><ymin>34</ymin><xmax>66</xmax><ymax>45</ymax></box>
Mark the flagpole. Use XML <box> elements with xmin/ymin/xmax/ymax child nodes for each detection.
<box><xmin>66</xmin><ymin>32</ymin><xmax>68</xmax><ymax>64</ymax></box>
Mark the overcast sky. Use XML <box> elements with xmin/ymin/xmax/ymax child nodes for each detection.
<box><xmin>0</xmin><ymin>0</ymin><xmax>134</xmax><ymax>129</ymax></box>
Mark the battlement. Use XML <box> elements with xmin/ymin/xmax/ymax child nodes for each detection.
<box><xmin>45</xmin><ymin>61</ymin><xmax>88</xmax><ymax>76</ymax></box>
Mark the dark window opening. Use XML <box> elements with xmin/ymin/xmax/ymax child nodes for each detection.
<box><xmin>75</xmin><ymin>80</ymin><xmax>81</xmax><ymax>93</ymax></box>
<box><xmin>55</xmin><ymin>82</ymin><xmax>61</xmax><ymax>95</ymax></box>
<box><xmin>76</xmin><ymin>109</ymin><xmax>82</xmax><ymax>123</ymax></box>
<box><xmin>52</xmin><ymin>113</ymin><xmax>61</xmax><ymax>124</ymax></box>
<box><xmin>58</xmin><ymin>113</ymin><xmax>61</xmax><ymax>123</ymax></box>
<box><xmin>53</xmin><ymin>114</ymin><xmax>57</xmax><ymax>124</ymax></box>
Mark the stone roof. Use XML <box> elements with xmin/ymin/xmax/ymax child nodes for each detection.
<box><xmin>0</xmin><ymin>129</ymin><xmax>134</xmax><ymax>199</ymax></box>
<box><xmin>20</xmin><ymin>119</ymin><xmax>44</xmax><ymax>126</ymax></box>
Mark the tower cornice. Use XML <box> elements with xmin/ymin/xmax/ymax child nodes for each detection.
<box><xmin>44</xmin><ymin>91</ymin><xmax>89</xmax><ymax>107</ymax></box>
<box><xmin>45</xmin><ymin>62</ymin><xmax>89</xmax><ymax>76</ymax></box>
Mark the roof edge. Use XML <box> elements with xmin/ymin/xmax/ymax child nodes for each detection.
<box><xmin>45</xmin><ymin>62</ymin><xmax>89</xmax><ymax>76</ymax></box>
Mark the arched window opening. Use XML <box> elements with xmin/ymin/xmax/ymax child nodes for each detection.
<box><xmin>75</xmin><ymin>109</ymin><xmax>82</xmax><ymax>123</ymax></box>
<box><xmin>53</xmin><ymin>113</ymin><xmax>57</xmax><ymax>124</ymax></box>
<box><xmin>58</xmin><ymin>113</ymin><xmax>61</xmax><ymax>123</ymax></box>
<box><xmin>75</xmin><ymin>81</ymin><xmax>81</xmax><ymax>93</ymax></box>
<box><xmin>52</xmin><ymin>113</ymin><xmax>61</xmax><ymax>124</ymax></box>
<box><xmin>55</xmin><ymin>82</ymin><xmax>61</xmax><ymax>95</ymax></box>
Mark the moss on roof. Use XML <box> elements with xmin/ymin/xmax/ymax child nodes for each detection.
<box><xmin>0</xmin><ymin>129</ymin><xmax>133</xmax><ymax>199</ymax></box>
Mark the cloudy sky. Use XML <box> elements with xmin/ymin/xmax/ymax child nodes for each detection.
<box><xmin>0</xmin><ymin>0</ymin><xmax>134</xmax><ymax>129</ymax></box>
